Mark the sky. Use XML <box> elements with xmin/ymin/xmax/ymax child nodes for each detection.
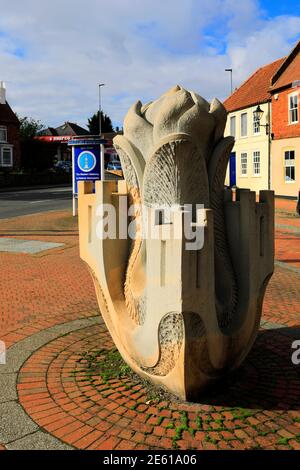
<box><xmin>0</xmin><ymin>0</ymin><xmax>300</xmax><ymax>130</ymax></box>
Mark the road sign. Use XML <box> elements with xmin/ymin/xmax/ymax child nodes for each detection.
<box><xmin>73</xmin><ymin>146</ymin><xmax>101</xmax><ymax>194</ymax></box>
<box><xmin>68</xmin><ymin>137</ymin><xmax>106</xmax><ymax>215</ymax></box>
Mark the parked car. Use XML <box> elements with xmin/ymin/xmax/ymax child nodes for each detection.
<box><xmin>54</xmin><ymin>161</ymin><xmax>72</xmax><ymax>173</ymax></box>
<box><xmin>107</xmin><ymin>160</ymin><xmax>122</xmax><ymax>171</ymax></box>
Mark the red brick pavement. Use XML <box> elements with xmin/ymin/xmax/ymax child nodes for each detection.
<box><xmin>275</xmin><ymin>198</ymin><xmax>300</xmax><ymax>269</ymax></box>
<box><xmin>276</xmin><ymin>231</ymin><xmax>300</xmax><ymax>269</ymax></box>
<box><xmin>0</xmin><ymin>211</ymin><xmax>99</xmax><ymax>347</ymax></box>
<box><xmin>275</xmin><ymin>197</ymin><xmax>298</xmax><ymax>214</ymax></box>
<box><xmin>17</xmin><ymin>320</ymin><xmax>300</xmax><ymax>450</ymax></box>
<box><xmin>263</xmin><ymin>267</ymin><xmax>300</xmax><ymax>326</ymax></box>
<box><xmin>1</xmin><ymin>202</ymin><xmax>300</xmax><ymax>450</ymax></box>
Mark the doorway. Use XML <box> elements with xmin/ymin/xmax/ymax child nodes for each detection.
<box><xmin>229</xmin><ymin>152</ymin><xmax>236</xmax><ymax>187</ymax></box>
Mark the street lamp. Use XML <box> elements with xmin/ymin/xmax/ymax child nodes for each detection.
<box><xmin>98</xmin><ymin>83</ymin><xmax>105</xmax><ymax>137</ymax></box>
<box><xmin>253</xmin><ymin>104</ymin><xmax>271</xmax><ymax>190</ymax></box>
<box><xmin>253</xmin><ymin>105</ymin><xmax>269</xmax><ymax>135</ymax></box>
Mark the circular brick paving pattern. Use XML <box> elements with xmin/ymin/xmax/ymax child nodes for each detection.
<box><xmin>17</xmin><ymin>322</ymin><xmax>300</xmax><ymax>450</ymax></box>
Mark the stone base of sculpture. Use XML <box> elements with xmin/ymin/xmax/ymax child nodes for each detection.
<box><xmin>78</xmin><ymin>181</ymin><xmax>273</xmax><ymax>401</ymax></box>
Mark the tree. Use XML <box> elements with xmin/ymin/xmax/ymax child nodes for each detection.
<box><xmin>17</xmin><ymin>116</ymin><xmax>53</xmax><ymax>171</ymax></box>
<box><xmin>87</xmin><ymin>111</ymin><xmax>114</xmax><ymax>135</ymax></box>
<box><xmin>18</xmin><ymin>116</ymin><xmax>44</xmax><ymax>141</ymax></box>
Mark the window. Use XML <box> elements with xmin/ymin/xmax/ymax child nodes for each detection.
<box><xmin>289</xmin><ymin>93</ymin><xmax>298</xmax><ymax>123</ymax></box>
<box><xmin>230</xmin><ymin>116</ymin><xmax>236</xmax><ymax>137</ymax></box>
<box><xmin>284</xmin><ymin>150</ymin><xmax>295</xmax><ymax>182</ymax></box>
<box><xmin>240</xmin><ymin>152</ymin><xmax>247</xmax><ymax>175</ymax></box>
<box><xmin>0</xmin><ymin>146</ymin><xmax>13</xmax><ymax>167</ymax></box>
<box><xmin>253</xmin><ymin>112</ymin><xmax>260</xmax><ymax>134</ymax></box>
<box><xmin>241</xmin><ymin>113</ymin><xmax>247</xmax><ymax>137</ymax></box>
<box><xmin>0</xmin><ymin>126</ymin><xmax>7</xmax><ymax>142</ymax></box>
<box><xmin>253</xmin><ymin>151</ymin><xmax>260</xmax><ymax>176</ymax></box>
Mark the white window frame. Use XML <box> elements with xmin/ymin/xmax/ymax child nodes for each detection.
<box><xmin>0</xmin><ymin>145</ymin><xmax>13</xmax><ymax>167</ymax></box>
<box><xmin>240</xmin><ymin>152</ymin><xmax>248</xmax><ymax>176</ymax></box>
<box><xmin>253</xmin><ymin>150</ymin><xmax>261</xmax><ymax>176</ymax></box>
<box><xmin>240</xmin><ymin>112</ymin><xmax>247</xmax><ymax>137</ymax></box>
<box><xmin>253</xmin><ymin>112</ymin><xmax>260</xmax><ymax>135</ymax></box>
<box><xmin>288</xmin><ymin>92</ymin><xmax>298</xmax><ymax>124</ymax></box>
<box><xmin>230</xmin><ymin>115</ymin><xmax>236</xmax><ymax>138</ymax></box>
<box><xmin>284</xmin><ymin>150</ymin><xmax>295</xmax><ymax>183</ymax></box>
<box><xmin>0</xmin><ymin>126</ymin><xmax>7</xmax><ymax>143</ymax></box>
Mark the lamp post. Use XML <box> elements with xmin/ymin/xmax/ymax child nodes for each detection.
<box><xmin>225</xmin><ymin>68</ymin><xmax>233</xmax><ymax>94</ymax></box>
<box><xmin>253</xmin><ymin>105</ymin><xmax>271</xmax><ymax>190</ymax></box>
<box><xmin>253</xmin><ymin>105</ymin><xmax>269</xmax><ymax>135</ymax></box>
<box><xmin>98</xmin><ymin>83</ymin><xmax>105</xmax><ymax>137</ymax></box>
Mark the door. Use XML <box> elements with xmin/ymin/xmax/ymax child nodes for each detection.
<box><xmin>229</xmin><ymin>152</ymin><xmax>236</xmax><ymax>187</ymax></box>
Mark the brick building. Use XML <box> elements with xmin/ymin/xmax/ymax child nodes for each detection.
<box><xmin>224</xmin><ymin>39</ymin><xmax>300</xmax><ymax>198</ymax></box>
<box><xmin>270</xmin><ymin>41</ymin><xmax>300</xmax><ymax>197</ymax></box>
<box><xmin>224</xmin><ymin>58</ymin><xmax>285</xmax><ymax>192</ymax></box>
<box><xmin>36</xmin><ymin>122</ymin><xmax>90</xmax><ymax>163</ymax></box>
<box><xmin>0</xmin><ymin>81</ymin><xmax>21</xmax><ymax>170</ymax></box>
<box><xmin>36</xmin><ymin>126</ymin><xmax>121</xmax><ymax>169</ymax></box>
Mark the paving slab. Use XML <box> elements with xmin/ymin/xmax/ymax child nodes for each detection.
<box><xmin>275</xmin><ymin>260</ymin><xmax>300</xmax><ymax>274</ymax></box>
<box><xmin>6</xmin><ymin>431</ymin><xmax>73</xmax><ymax>450</ymax></box>
<box><xmin>0</xmin><ymin>237</ymin><xmax>64</xmax><ymax>254</ymax></box>
<box><xmin>276</xmin><ymin>223</ymin><xmax>300</xmax><ymax>235</ymax></box>
<box><xmin>0</xmin><ymin>373</ymin><xmax>17</xmax><ymax>402</ymax></box>
<box><xmin>0</xmin><ymin>401</ymin><xmax>38</xmax><ymax>444</ymax></box>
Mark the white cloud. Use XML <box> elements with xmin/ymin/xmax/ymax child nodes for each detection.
<box><xmin>0</xmin><ymin>0</ymin><xmax>299</xmax><ymax>128</ymax></box>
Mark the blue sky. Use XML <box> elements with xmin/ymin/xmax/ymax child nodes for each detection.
<box><xmin>262</xmin><ymin>0</ymin><xmax>300</xmax><ymax>16</ymax></box>
<box><xmin>0</xmin><ymin>0</ymin><xmax>299</xmax><ymax>129</ymax></box>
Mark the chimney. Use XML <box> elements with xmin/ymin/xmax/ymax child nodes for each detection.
<box><xmin>0</xmin><ymin>81</ymin><xmax>6</xmax><ymax>104</ymax></box>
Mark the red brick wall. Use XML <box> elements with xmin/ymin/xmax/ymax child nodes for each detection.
<box><xmin>6</xmin><ymin>123</ymin><xmax>21</xmax><ymax>168</ymax></box>
<box><xmin>272</xmin><ymin>86</ymin><xmax>300</xmax><ymax>140</ymax></box>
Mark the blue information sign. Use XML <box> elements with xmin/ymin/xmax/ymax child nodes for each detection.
<box><xmin>73</xmin><ymin>144</ymin><xmax>101</xmax><ymax>194</ymax></box>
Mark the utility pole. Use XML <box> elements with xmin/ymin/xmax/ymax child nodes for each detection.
<box><xmin>98</xmin><ymin>83</ymin><xmax>105</xmax><ymax>136</ymax></box>
<box><xmin>225</xmin><ymin>68</ymin><xmax>233</xmax><ymax>94</ymax></box>
<box><xmin>98</xmin><ymin>83</ymin><xmax>105</xmax><ymax>182</ymax></box>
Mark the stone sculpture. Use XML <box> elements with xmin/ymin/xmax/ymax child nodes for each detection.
<box><xmin>78</xmin><ymin>85</ymin><xmax>274</xmax><ymax>401</ymax></box>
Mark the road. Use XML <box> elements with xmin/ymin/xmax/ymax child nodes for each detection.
<box><xmin>0</xmin><ymin>186</ymin><xmax>72</xmax><ymax>219</ymax></box>
<box><xmin>0</xmin><ymin>170</ymin><xmax>122</xmax><ymax>220</ymax></box>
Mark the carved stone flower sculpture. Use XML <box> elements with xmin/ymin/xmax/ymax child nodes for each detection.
<box><xmin>78</xmin><ymin>85</ymin><xmax>274</xmax><ymax>400</ymax></box>
<box><xmin>114</xmin><ymin>85</ymin><xmax>237</xmax><ymax>329</ymax></box>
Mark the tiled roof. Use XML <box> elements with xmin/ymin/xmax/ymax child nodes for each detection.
<box><xmin>55</xmin><ymin>122</ymin><xmax>89</xmax><ymax>136</ymax></box>
<box><xmin>271</xmin><ymin>41</ymin><xmax>300</xmax><ymax>90</ymax></box>
<box><xmin>68</xmin><ymin>122</ymin><xmax>89</xmax><ymax>135</ymax></box>
<box><xmin>224</xmin><ymin>57</ymin><xmax>285</xmax><ymax>112</ymax></box>
<box><xmin>38</xmin><ymin>127</ymin><xmax>58</xmax><ymax>136</ymax></box>
<box><xmin>0</xmin><ymin>102</ymin><xmax>19</xmax><ymax>125</ymax></box>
